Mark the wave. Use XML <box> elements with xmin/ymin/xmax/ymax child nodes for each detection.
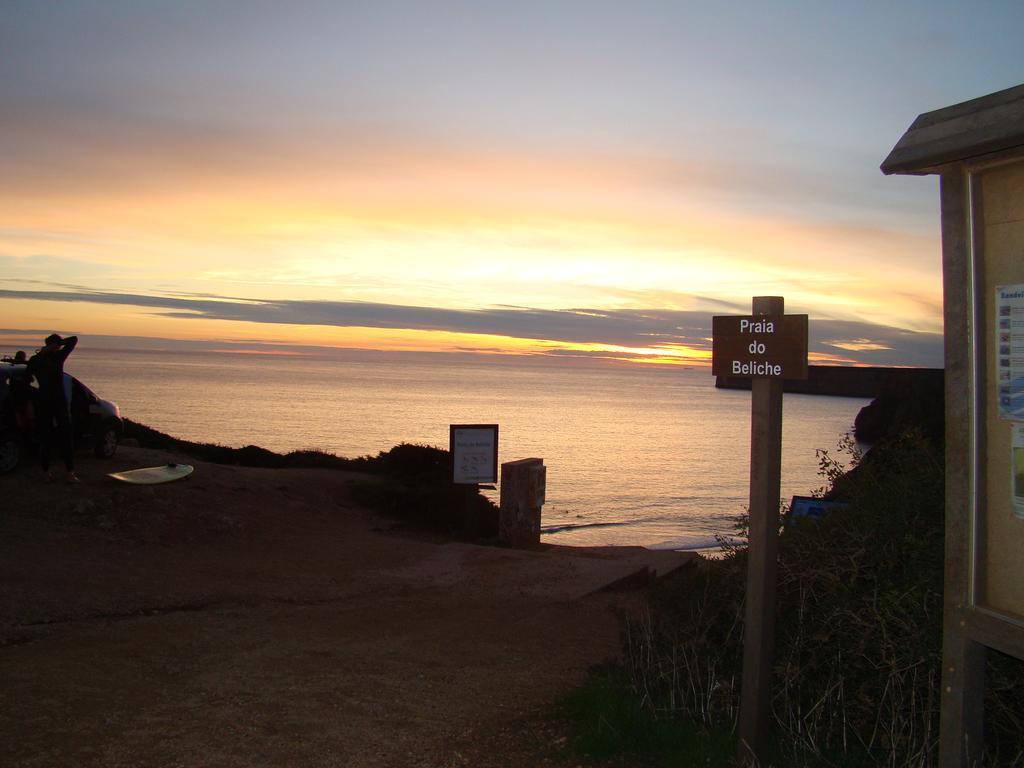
<box><xmin>540</xmin><ymin>520</ymin><xmax>634</xmax><ymax>534</ymax></box>
<box><xmin>647</xmin><ymin>535</ymin><xmax>739</xmax><ymax>552</ymax></box>
<box><xmin>541</xmin><ymin>517</ymin><xmax>741</xmax><ymax>553</ymax></box>
<box><xmin>541</xmin><ymin>511</ymin><xmax>697</xmax><ymax>534</ymax></box>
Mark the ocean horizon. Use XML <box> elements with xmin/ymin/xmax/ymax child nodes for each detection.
<box><xmin>64</xmin><ymin>347</ymin><xmax>868</xmax><ymax>551</ymax></box>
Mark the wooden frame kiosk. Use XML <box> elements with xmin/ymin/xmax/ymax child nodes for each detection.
<box><xmin>882</xmin><ymin>83</ymin><xmax>1024</xmax><ymax>768</ymax></box>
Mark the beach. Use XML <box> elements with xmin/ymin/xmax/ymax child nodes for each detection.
<box><xmin>1</xmin><ymin>444</ymin><xmax>694</xmax><ymax>767</ymax></box>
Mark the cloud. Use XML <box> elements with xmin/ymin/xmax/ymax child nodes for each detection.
<box><xmin>0</xmin><ymin>255</ymin><xmax>118</xmax><ymax>282</ymax></box>
<box><xmin>0</xmin><ymin>286</ymin><xmax>943</xmax><ymax>367</ymax></box>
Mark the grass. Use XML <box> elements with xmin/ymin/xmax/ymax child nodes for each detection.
<box><xmin>559</xmin><ymin>665</ymin><xmax>734</xmax><ymax>767</ymax></box>
<box><xmin>559</xmin><ymin>666</ymin><xmax>878</xmax><ymax>768</ymax></box>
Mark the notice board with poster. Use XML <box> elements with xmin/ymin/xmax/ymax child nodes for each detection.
<box><xmin>976</xmin><ymin>161</ymin><xmax>1024</xmax><ymax>620</ymax></box>
<box><xmin>882</xmin><ymin>82</ymin><xmax>1024</xmax><ymax>765</ymax></box>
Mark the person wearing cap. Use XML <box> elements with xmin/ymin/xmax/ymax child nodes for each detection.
<box><xmin>26</xmin><ymin>333</ymin><xmax>79</xmax><ymax>483</ymax></box>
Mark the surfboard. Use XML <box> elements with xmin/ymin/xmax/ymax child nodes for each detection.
<box><xmin>108</xmin><ymin>463</ymin><xmax>194</xmax><ymax>485</ymax></box>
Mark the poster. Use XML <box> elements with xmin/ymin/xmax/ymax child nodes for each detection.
<box><xmin>996</xmin><ymin>284</ymin><xmax>1024</xmax><ymax>421</ymax></box>
<box><xmin>450</xmin><ymin>424</ymin><xmax>498</xmax><ymax>484</ymax></box>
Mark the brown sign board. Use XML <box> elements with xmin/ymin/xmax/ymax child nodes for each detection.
<box><xmin>712</xmin><ymin>314</ymin><xmax>809</xmax><ymax>379</ymax></box>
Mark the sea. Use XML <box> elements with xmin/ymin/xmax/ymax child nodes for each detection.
<box><xmin>65</xmin><ymin>349</ymin><xmax>867</xmax><ymax>552</ymax></box>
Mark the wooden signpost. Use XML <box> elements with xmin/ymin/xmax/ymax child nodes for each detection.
<box><xmin>712</xmin><ymin>297</ymin><xmax>808</xmax><ymax>762</ymax></box>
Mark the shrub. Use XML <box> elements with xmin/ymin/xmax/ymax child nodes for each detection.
<box><xmin>623</xmin><ymin>426</ymin><xmax>1024</xmax><ymax>766</ymax></box>
<box><xmin>624</xmin><ymin>430</ymin><xmax>946</xmax><ymax>766</ymax></box>
<box><xmin>349</xmin><ymin>443</ymin><xmax>499</xmax><ymax>538</ymax></box>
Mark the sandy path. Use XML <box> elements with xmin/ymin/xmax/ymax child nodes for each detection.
<box><xmin>1</xmin><ymin>446</ymin><xmax>691</xmax><ymax>767</ymax></box>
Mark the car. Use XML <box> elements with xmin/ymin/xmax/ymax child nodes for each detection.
<box><xmin>0</xmin><ymin>362</ymin><xmax>123</xmax><ymax>473</ymax></box>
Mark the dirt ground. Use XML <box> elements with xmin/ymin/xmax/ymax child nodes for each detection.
<box><xmin>1</xmin><ymin>445</ymin><xmax>693</xmax><ymax>767</ymax></box>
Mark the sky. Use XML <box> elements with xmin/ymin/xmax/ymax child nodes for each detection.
<box><xmin>2</xmin><ymin>1</ymin><xmax>1022</xmax><ymax>368</ymax></box>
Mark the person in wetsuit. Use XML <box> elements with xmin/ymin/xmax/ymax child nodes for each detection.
<box><xmin>27</xmin><ymin>334</ymin><xmax>79</xmax><ymax>483</ymax></box>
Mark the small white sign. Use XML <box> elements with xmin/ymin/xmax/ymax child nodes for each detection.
<box><xmin>450</xmin><ymin>424</ymin><xmax>498</xmax><ymax>484</ymax></box>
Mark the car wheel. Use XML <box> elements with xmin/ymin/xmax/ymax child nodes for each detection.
<box><xmin>94</xmin><ymin>423</ymin><xmax>119</xmax><ymax>458</ymax></box>
<box><xmin>0</xmin><ymin>430</ymin><xmax>20</xmax><ymax>473</ymax></box>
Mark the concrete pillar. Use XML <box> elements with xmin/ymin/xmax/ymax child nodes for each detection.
<box><xmin>499</xmin><ymin>458</ymin><xmax>545</xmax><ymax>547</ymax></box>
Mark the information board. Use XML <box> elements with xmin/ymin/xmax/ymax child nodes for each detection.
<box><xmin>450</xmin><ymin>424</ymin><xmax>498</xmax><ymax>484</ymax></box>
<box><xmin>976</xmin><ymin>161</ymin><xmax>1024</xmax><ymax>620</ymax></box>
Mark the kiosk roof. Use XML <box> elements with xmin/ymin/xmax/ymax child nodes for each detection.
<box><xmin>881</xmin><ymin>82</ymin><xmax>1024</xmax><ymax>175</ymax></box>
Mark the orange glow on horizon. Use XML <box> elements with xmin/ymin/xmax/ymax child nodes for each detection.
<box><xmin>205</xmin><ymin>348</ymin><xmax>312</xmax><ymax>357</ymax></box>
<box><xmin>0</xmin><ymin>295</ymin><xmax>724</xmax><ymax>365</ymax></box>
<box><xmin>614</xmin><ymin>355</ymin><xmax>710</xmax><ymax>367</ymax></box>
<box><xmin>0</xmin><ymin>133</ymin><xmax>943</xmax><ymax>371</ymax></box>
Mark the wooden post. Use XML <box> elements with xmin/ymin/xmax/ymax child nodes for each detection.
<box><xmin>937</xmin><ymin>167</ymin><xmax>985</xmax><ymax>768</ymax></box>
<box><xmin>738</xmin><ymin>295</ymin><xmax>785</xmax><ymax>762</ymax></box>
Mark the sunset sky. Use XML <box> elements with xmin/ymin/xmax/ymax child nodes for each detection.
<box><xmin>2</xmin><ymin>1</ymin><xmax>1022</xmax><ymax>367</ymax></box>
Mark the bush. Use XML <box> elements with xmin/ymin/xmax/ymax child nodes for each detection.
<box><xmin>624</xmin><ymin>430</ymin><xmax>945</xmax><ymax>766</ymax></box>
<box><xmin>622</xmin><ymin>426</ymin><xmax>1024</xmax><ymax>766</ymax></box>
<box><xmin>349</xmin><ymin>443</ymin><xmax>499</xmax><ymax>538</ymax></box>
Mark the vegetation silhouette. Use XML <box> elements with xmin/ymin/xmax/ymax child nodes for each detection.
<box><xmin>564</xmin><ymin>388</ymin><xmax>1024</xmax><ymax>767</ymax></box>
<box><xmin>123</xmin><ymin>419</ymin><xmax>498</xmax><ymax>538</ymax></box>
